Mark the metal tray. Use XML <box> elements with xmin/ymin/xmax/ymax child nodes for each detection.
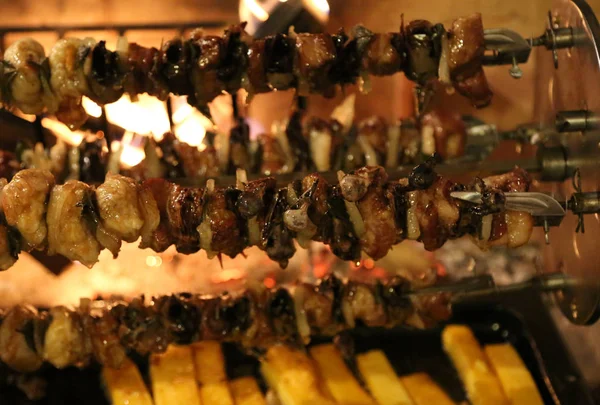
<box><xmin>0</xmin><ymin>290</ymin><xmax>593</xmax><ymax>405</ymax></box>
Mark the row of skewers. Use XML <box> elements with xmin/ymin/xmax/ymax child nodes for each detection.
<box><xmin>11</xmin><ymin>92</ymin><xmax>466</xmax><ymax>185</ymax></box>
<box><xmin>0</xmin><ymin>161</ymin><xmax>533</xmax><ymax>271</ymax></box>
<box><xmin>1</xmin><ymin>13</ymin><xmax>491</xmax><ymax>130</ymax></box>
<box><xmin>0</xmin><ymin>273</ymin><xmax>452</xmax><ymax>373</ymax></box>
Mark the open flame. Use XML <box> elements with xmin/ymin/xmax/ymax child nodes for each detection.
<box><xmin>79</xmin><ymin>94</ymin><xmax>214</xmax><ymax>170</ymax></box>
<box><xmin>104</xmin><ymin>94</ymin><xmax>171</xmax><ymax>137</ymax></box>
<box><xmin>171</xmin><ymin>96</ymin><xmax>212</xmax><ymax>150</ymax></box>
<box><xmin>41</xmin><ymin>118</ymin><xmax>85</xmax><ymax>146</ymax></box>
<box><xmin>119</xmin><ymin>132</ymin><xmax>146</xmax><ymax>168</ymax></box>
<box><xmin>81</xmin><ymin>97</ymin><xmax>102</xmax><ymax>118</ymax></box>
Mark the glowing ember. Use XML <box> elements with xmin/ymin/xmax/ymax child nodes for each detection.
<box><xmin>264</xmin><ymin>276</ymin><xmax>276</xmax><ymax>289</ymax></box>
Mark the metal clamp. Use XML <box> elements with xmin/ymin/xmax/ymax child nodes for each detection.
<box><xmin>555</xmin><ymin>110</ymin><xmax>600</xmax><ymax>133</ymax></box>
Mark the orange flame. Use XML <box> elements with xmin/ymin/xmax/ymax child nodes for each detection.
<box><xmin>41</xmin><ymin>118</ymin><xmax>85</xmax><ymax>146</ymax></box>
<box><xmin>211</xmin><ymin>268</ymin><xmax>247</xmax><ymax>284</ymax></box>
<box><xmin>119</xmin><ymin>132</ymin><xmax>145</xmax><ymax>168</ymax></box>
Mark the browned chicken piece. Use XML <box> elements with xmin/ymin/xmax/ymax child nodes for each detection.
<box><xmin>1</xmin><ymin>169</ymin><xmax>55</xmax><ymax>250</ymax></box>
<box><xmin>79</xmin><ymin>299</ymin><xmax>127</xmax><ymax>369</ymax></box>
<box><xmin>354</xmin><ymin>167</ymin><xmax>396</xmax><ymax>259</ymax></box>
<box><xmin>477</xmin><ymin>168</ymin><xmax>533</xmax><ymax>248</ymax></box>
<box><xmin>95</xmin><ymin>173</ymin><xmax>144</xmax><ymax>242</ymax></box>
<box><xmin>110</xmin><ymin>297</ymin><xmax>169</xmax><ymax>355</ymax></box>
<box><xmin>229</xmin><ymin>120</ymin><xmax>252</xmax><ymax>173</ymax></box>
<box><xmin>175</xmin><ymin>140</ymin><xmax>220</xmax><ymax>178</ymax></box>
<box><xmin>295</xmin><ymin>275</ymin><xmax>345</xmax><ymax>337</ymax></box>
<box><xmin>414</xmin><ymin>176</ymin><xmax>461</xmax><ymax>251</ymax></box>
<box><xmin>453</xmin><ymin>68</ymin><xmax>493</xmax><ymax>108</ymax></box>
<box><xmin>0</xmin><ymin>223</ymin><xmax>17</xmax><ymax>270</ymax></box>
<box><xmin>448</xmin><ymin>13</ymin><xmax>492</xmax><ymax>107</ymax></box>
<box><xmin>199</xmin><ymin>188</ymin><xmax>244</xmax><ymax>258</ymax></box>
<box><xmin>46</xmin><ymin>180</ymin><xmax>102</xmax><ymax>267</ymax></box>
<box><xmin>125</xmin><ymin>43</ymin><xmax>169</xmax><ymax>100</ymax></box>
<box><xmin>301</xmin><ymin>173</ymin><xmax>331</xmax><ymax>229</ymax></box>
<box><xmin>306</xmin><ymin>118</ymin><xmax>343</xmax><ymax>172</ymax></box>
<box><xmin>0</xmin><ymin>178</ymin><xmax>17</xmax><ymax>270</ymax></box>
<box><xmin>245</xmin><ymin>39</ymin><xmax>270</xmax><ymax>96</ymax></box>
<box><xmin>258</xmin><ymin>134</ymin><xmax>286</xmax><ymax>175</ymax></box>
<box><xmin>363</xmin><ymin>33</ymin><xmax>404</xmax><ymax>76</ymax></box>
<box><xmin>189</xmin><ymin>33</ymin><xmax>224</xmax><ymax>108</ymax></box>
<box><xmin>448</xmin><ymin>13</ymin><xmax>485</xmax><ymax>79</ymax></box>
<box><xmin>264</xmin><ymin>34</ymin><xmax>296</xmax><ymax>91</ymax></box>
<box><xmin>358</xmin><ymin>116</ymin><xmax>388</xmax><ymax>165</ymax></box>
<box><xmin>0</xmin><ymin>305</ymin><xmax>43</xmax><ymax>372</ymax></box>
<box><xmin>341</xmin><ymin>281</ymin><xmax>387</xmax><ymax>328</ymax></box>
<box><xmin>294</xmin><ymin>284</ymin><xmax>334</xmax><ymax>337</ymax></box>
<box><xmin>42</xmin><ymin>306</ymin><xmax>87</xmax><ymax>368</ymax></box>
<box><xmin>139</xmin><ymin>178</ymin><xmax>174</xmax><ymax>252</ymax></box>
<box><xmin>483</xmin><ymin>167</ymin><xmax>531</xmax><ymax>192</ymax></box>
<box><xmin>137</xmin><ymin>182</ymin><xmax>161</xmax><ymax>250</ymax></box>
<box><xmin>419</xmin><ymin>100</ymin><xmax>467</xmax><ymax>159</ymax></box>
<box><xmin>294</xmin><ymin>33</ymin><xmax>337</xmax><ymax>96</ymax></box>
<box><xmin>413</xmin><ymin>293</ymin><xmax>453</xmax><ymax>327</ymax></box>
<box><xmin>166</xmin><ymin>185</ymin><xmax>204</xmax><ymax>253</ymax></box>
<box><xmin>237</xmin><ymin>177</ymin><xmax>276</xmax><ymax>247</ymax></box>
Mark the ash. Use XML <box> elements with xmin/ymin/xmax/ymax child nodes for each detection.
<box><xmin>435</xmin><ymin>237</ymin><xmax>542</xmax><ymax>285</ymax></box>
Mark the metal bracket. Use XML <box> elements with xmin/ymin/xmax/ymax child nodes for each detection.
<box><xmin>483</xmin><ymin>28</ymin><xmax>532</xmax><ymax>76</ymax></box>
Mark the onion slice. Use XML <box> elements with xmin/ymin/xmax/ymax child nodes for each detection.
<box><xmin>385</xmin><ymin>123</ymin><xmax>401</xmax><ymax>168</ymax></box>
<box><xmin>438</xmin><ymin>33</ymin><xmax>452</xmax><ymax>86</ymax></box>
<box><xmin>357</xmin><ymin>135</ymin><xmax>378</xmax><ymax>166</ymax></box>
<box><xmin>337</xmin><ymin>171</ymin><xmax>366</xmax><ymax>238</ymax></box>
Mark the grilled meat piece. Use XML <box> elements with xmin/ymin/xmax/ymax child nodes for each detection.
<box><xmin>474</xmin><ymin>168</ymin><xmax>533</xmax><ymax>248</ymax></box>
<box><xmin>448</xmin><ymin>13</ymin><xmax>492</xmax><ymax>107</ymax></box>
<box><xmin>46</xmin><ymin>180</ymin><xmax>102</xmax><ymax>266</ymax></box>
<box><xmin>79</xmin><ymin>299</ymin><xmax>127</xmax><ymax>369</ymax></box>
<box><xmin>110</xmin><ymin>297</ymin><xmax>169</xmax><ymax>355</ymax></box>
<box><xmin>0</xmin><ymin>162</ymin><xmax>534</xmax><ymax>272</ymax></box>
<box><xmin>448</xmin><ymin>13</ymin><xmax>485</xmax><ymax>80</ymax></box>
<box><xmin>42</xmin><ymin>306</ymin><xmax>87</xmax><ymax>368</ymax></box>
<box><xmin>413</xmin><ymin>176</ymin><xmax>461</xmax><ymax>251</ymax></box>
<box><xmin>362</xmin><ymin>33</ymin><xmax>405</xmax><ymax>76</ymax></box>
<box><xmin>263</xmin><ymin>189</ymin><xmax>296</xmax><ymax>268</ymax></box>
<box><xmin>403</xmin><ymin>20</ymin><xmax>441</xmax><ymax>84</ymax></box>
<box><xmin>3</xmin><ymin>38</ymin><xmax>54</xmax><ymax>115</ymax></box>
<box><xmin>95</xmin><ymin>173</ymin><xmax>144</xmax><ymax>243</ymax></box>
<box><xmin>1</xmin><ymin>169</ymin><xmax>55</xmax><ymax>250</ymax></box>
<box><xmin>353</xmin><ymin>167</ymin><xmax>396</xmax><ymax>259</ymax></box>
<box><xmin>245</xmin><ymin>39</ymin><xmax>270</xmax><ymax>96</ymax></box>
<box><xmin>264</xmin><ymin>34</ymin><xmax>296</xmax><ymax>90</ymax></box>
<box><xmin>0</xmin><ymin>305</ymin><xmax>43</xmax><ymax>372</ymax></box>
<box><xmin>419</xmin><ymin>82</ymin><xmax>467</xmax><ymax>159</ymax></box>
<box><xmin>124</xmin><ymin>43</ymin><xmax>169</xmax><ymax>101</ymax></box>
<box><xmin>160</xmin><ymin>38</ymin><xmax>195</xmax><ymax>97</ymax></box>
<box><xmin>166</xmin><ymin>185</ymin><xmax>205</xmax><ymax>253</ymax></box>
<box><xmin>85</xmin><ymin>41</ymin><xmax>124</xmax><ymax>105</ymax></box>
<box><xmin>139</xmin><ymin>178</ymin><xmax>175</xmax><ymax>252</ymax></box>
<box><xmin>294</xmin><ymin>33</ymin><xmax>337</xmax><ymax>97</ymax></box>
<box><xmin>0</xmin><ymin>273</ymin><xmax>452</xmax><ymax>373</ymax></box>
